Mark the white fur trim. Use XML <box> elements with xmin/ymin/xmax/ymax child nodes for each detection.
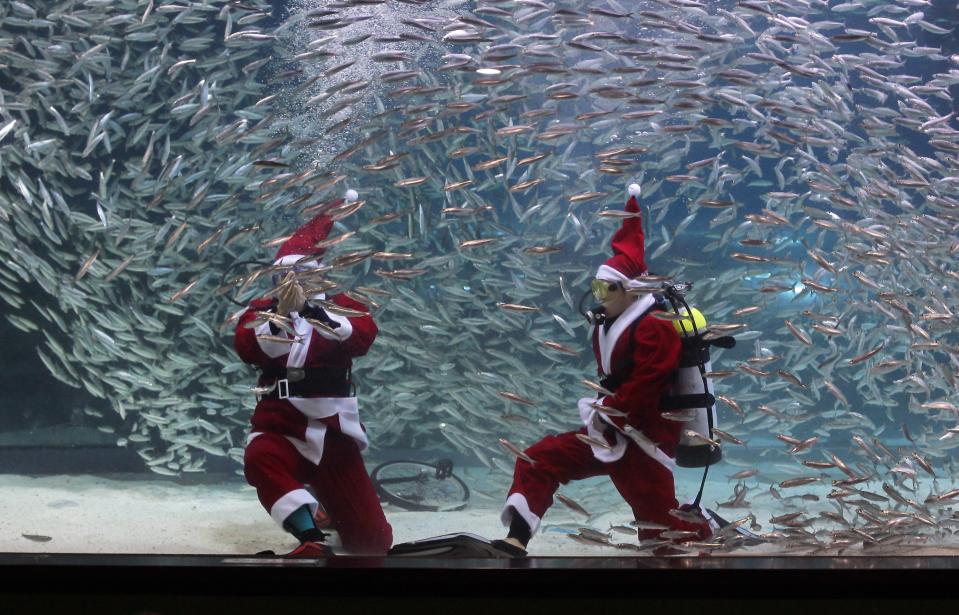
<box><xmin>334</xmin><ymin>400</ymin><xmax>369</xmax><ymax>452</ymax></box>
<box><xmin>269</xmin><ymin>488</ymin><xmax>319</xmax><ymax>527</ymax></box>
<box><xmin>276</xmin><ymin>423</ymin><xmax>325</xmax><ymax>465</ymax></box>
<box><xmin>624</xmin><ymin>276</ymin><xmax>658</xmax><ymax>292</ymax></box>
<box><xmin>296</xmin><ymin>421</ymin><xmax>328</xmax><ymax>465</ymax></box>
<box><xmin>501</xmin><ymin>492</ymin><xmax>542</xmax><ymax>534</ymax></box>
<box><xmin>595</xmin><ymin>264</ymin><xmax>629</xmax><ymax>283</ymax></box>
<box><xmin>281</xmin><ymin>399</ymin><xmax>369</xmax><ymax>459</ymax></box>
<box><xmin>577</xmin><ymin>397</ymin><xmax>628</xmax><ymax>462</ymax></box>
<box><xmin>248</xmin><ymin>399</ymin><xmax>366</xmax><ymax>467</ymax></box>
<box><xmin>345</xmin><ymin>189</ymin><xmax>358</xmax><ymax>202</ymax></box>
<box><xmin>286</xmin><ymin>405</ymin><xmax>367</xmax><ymax>461</ymax></box>
<box><xmin>628</xmin><ymin>183</ymin><xmax>642</xmax><ymax>197</ymax></box>
<box><xmin>273</xmin><ymin>254</ymin><xmax>322</xmax><ymax>268</ymax></box>
<box><xmin>311</xmin><ymin>309</ymin><xmax>354</xmax><ymax>341</ymax></box>
<box><xmin>248</xmin><ymin>407</ymin><xmax>365</xmax><ymax>466</ymax></box>
<box><xmin>622</xmin><ymin>425</ymin><xmax>676</xmax><ymax>470</ymax></box>
<box><xmin>285</xmin><ymin>315</ymin><xmax>314</xmax><ymax>368</ymax></box>
<box><xmin>247</xmin><ymin>426</ymin><xmax>330</xmax><ymax>467</ymax></box>
<box><xmin>255</xmin><ymin>320</ymin><xmax>292</xmax><ymax>359</ymax></box>
<box><xmin>595</xmin><ymin>265</ymin><xmax>651</xmax><ymax>284</ymax></box>
<box><xmin>597</xmin><ymin>293</ymin><xmax>655</xmax><ymax>374</ymax></box>
<box><xmin>288</xmin><ymin>396</ymin><xmax>358</xmax><ymax>420</ymax></box>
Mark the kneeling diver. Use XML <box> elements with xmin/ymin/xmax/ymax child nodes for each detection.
<box><xmin>234</xmin><ymin>189</ymin><xmax>393</xmax><ymax>557</ymax></box>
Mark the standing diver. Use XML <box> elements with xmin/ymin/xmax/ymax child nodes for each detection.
<box><xmin>493</xmin><ymin>183</ymin><xmax>727</xmax><ymax>556</ymax></box>
<box><xmin>386</xmin><ymin>183</ymin><xmax>758</xmax><ymax>558</ymax></box>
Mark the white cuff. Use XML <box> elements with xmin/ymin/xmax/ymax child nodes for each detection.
<box><xmin>577</xmin><ymin>397</ymin><xmax>628</xmax><ymax>463</ymax></box>
<box><xmin>269</xmin><ymin>488</ymin><xmax>319</xmax><ymax>527</ymax></box>
<box><xmin>501</xmin><ymin>492</ymin><xmax>542</xmax><ymax>535</ymax></box>
<box><xmin>311</xmin><ymin>311</ymin><xmax>354</xmax><ymax>341</ymax></box>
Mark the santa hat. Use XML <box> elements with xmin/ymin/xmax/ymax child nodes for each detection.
<box><xmin>273</xmin><ymin>189</ymin><xmax>357</xmax><ymax>267</ymax></box>
<box><xmin>595</xmin><ymin>183</ymin><xmax>647</xmax><ymax>284</ymax></box>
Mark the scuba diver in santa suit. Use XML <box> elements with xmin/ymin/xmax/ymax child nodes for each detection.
<box><xmin>234</xmin><ymin>190</ymin><xmax>392</xmax><ymax>557</ymax></box>
<box><xmin>493</xmin><ymin>184</ymin><xmax>729</xmax><ymax>557</ymax></box>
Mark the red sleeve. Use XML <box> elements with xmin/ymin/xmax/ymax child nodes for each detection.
<box><xmin>600</xmin><ymin>317</ymin><xmax>681</xmax><ymax>431</ymax></box>
<box><xmin>234</xmin><ymin>298</ymin><xmax>274</xmax><ymax>365</ymax></box>
<box><xmin>341</xmin><ymin>295</ymin><xmax>377</xmax><ymax>357</ymax></box>
<box><xmin>305</xmin><ymin>294</ymin><xmax>377</xmax><ymax>360</ymax></box>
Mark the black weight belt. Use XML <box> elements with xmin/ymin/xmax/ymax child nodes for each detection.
<box><xmin>259</xmin><ymin>367</ymin><xmax>351</xmax><ymax>399</ymax></box>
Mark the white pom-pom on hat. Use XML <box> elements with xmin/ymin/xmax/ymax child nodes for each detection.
<box><xmin>628</xmin><ymin>183</ymin><xmax>642</xmax><ymax>198</ymax></box>
<box><xmin>344</xmin><ymin>189</ymin><xmax>358</xmax><ymax>202</ymax></box>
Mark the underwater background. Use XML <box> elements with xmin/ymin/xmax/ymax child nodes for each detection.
<box><xmin>1</xmin><ymin>0</ymin><xmax>958</xmax><ymax>554</ymax></box>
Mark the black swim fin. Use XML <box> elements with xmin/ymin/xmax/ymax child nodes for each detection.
<box><xmin>389</xmin><ymin>532</ymin><xmax>526</xmax><ymax>558</ymax></box>
<box><xmin>704</xmin><ymin>508</ymin><xmax>764</xmax><ymax>546</ymax></box>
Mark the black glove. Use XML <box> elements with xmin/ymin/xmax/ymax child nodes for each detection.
<box><xmin>266</xmin><ymin>299</ymin><xmax>282</xmax><ymax>335</ymax></box>
<box><xmin>300</xmin><ymin>302</ymin><xmax>341</xmax><ymax>329</ymax></box>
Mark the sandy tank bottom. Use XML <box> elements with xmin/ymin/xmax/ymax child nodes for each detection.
<box><xmin>2</xmin><ymin>472</ymin><xmax>958</xmax><ymax>558</ymax></box>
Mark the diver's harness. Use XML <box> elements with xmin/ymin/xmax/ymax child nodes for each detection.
<box><xmin>578</xmin><ymin>281</ymin><xmax>735</xmax><ymax>507</ymax></box>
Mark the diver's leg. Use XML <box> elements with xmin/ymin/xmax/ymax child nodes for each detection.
<box><xmin>309</xmin><ymin>427</ymin><xmax>393</xmax><ymax>556</ymax></box>
<box><xmin>499</xmin><ymin>428</ymin><xmax>607</xmax><ymax>549</ymax></box>
<box><xmin>609</xmin><ymin>445</ymin><xmax>710</xmax><ymax>542</ymax></box>
<box><xmin>243</xmin><ymin>433</ymin><xmax>328</xmax><ymax>549</ymax></box>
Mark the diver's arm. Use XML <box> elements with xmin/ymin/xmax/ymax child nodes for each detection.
<box><xmin>597</xmin><ymin>317</ymin><xmax>681</xmax><ymax>431</ymax></box>
<box><xmin>295</xmin><ymin>294</ymin><xmax>377</xmax><ymax>358</ymax></box>
<box><xmin>234</xmin><ymin>298</ymin><xmax>283</xmax><ymax>363</ymax></box>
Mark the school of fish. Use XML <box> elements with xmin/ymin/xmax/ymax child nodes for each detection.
<box><xmin>1</xmin><ymin>0</ymin><xmax>958</xmax><ymax>554</ymax></box>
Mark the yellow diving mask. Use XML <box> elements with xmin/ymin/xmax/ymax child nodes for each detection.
<box><xmin>591</xmin><ymin>279</ymin><xmax>622</xmax><ymax>301</ymax></box>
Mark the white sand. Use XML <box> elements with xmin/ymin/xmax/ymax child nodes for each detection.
<box><xmin>0</xmin><ymin>473</ymin><xmax>648</xmax><ymax>556</ymax></box>
<box><xmin>2</xmin><ymin>473</ymin><xmax>956</xmax><ymax>557</ymax></box>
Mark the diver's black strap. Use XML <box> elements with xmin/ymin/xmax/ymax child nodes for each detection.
<box><xmin>267</xmin><ymin>302</ymin><xmax>341</xmax><ymax>334</ymax></box>
<box><xmin>660</xmin><ymin>392</ymin><xmax>715</xmax><ymax>411</ymax></box>
<box><xmin>677</xmin><ymin>338</ymin><xmax>710</xmax><ymax>368</ymax></box>
<box><xmin>693</xmin><ymin>463</ymin><xmax>710</xmax><ymax>508</ymax></box>
<box><xmin>598</xmin><ymin>301</ymin><xmax>663</xmax><ymax>393</ymax></box>
<box><xmin>300</xmin><ymin>302</ymin><xmax>341</xmax><ymax>328</ymax></box>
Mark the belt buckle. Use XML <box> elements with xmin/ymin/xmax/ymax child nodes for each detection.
<box><xmin>277</xmin><ymin>378</ymin><xmax>290</xmax><ymax>400</ymax></box>
<box><xmin>286</xmin><ymin>368</ymin><xmax>305</xmax><ymax>382</ymax></box>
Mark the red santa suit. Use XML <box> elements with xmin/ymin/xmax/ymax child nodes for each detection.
<box><xmin>501</xmin><ymin>184</ymin><xmax>712</xmax><ymax>543</ymax></box>
<box><xmin>236</xmin><ymin>197</ymin><xmax>392</xmax><ymax>555</ymax></box>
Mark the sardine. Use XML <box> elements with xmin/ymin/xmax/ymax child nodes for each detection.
<box><xmin>498</xmin><ymin>438</ymin><xmax>535</xmax><ymax>465</ymax></box>
<box><xmin>555</xmin><ymin>493</ymin><xmax>590</xmax><ymax>516</ymax></box>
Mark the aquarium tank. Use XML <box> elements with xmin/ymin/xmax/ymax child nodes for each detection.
<box><xmin>0</xmin><ymin>0</ymin><xmax>958</xmax><ymax>563</ymax></box>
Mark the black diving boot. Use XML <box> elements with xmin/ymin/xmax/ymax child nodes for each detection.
<box><xmin>490</xmin><ymin>539</ymin><xmax>528</xmax><ymax>558</ymax></box>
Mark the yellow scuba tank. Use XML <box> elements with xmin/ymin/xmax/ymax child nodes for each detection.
<box><xmin>665</xmin><ymin>306</ymin><xmax>723</xmax><ymax>468</ymax></box>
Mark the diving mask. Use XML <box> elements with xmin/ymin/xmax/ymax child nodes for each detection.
<box><xmin>591</xmin><ymin>279</ymin><xmax>623</xmax><ymax>302</ymax></box>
